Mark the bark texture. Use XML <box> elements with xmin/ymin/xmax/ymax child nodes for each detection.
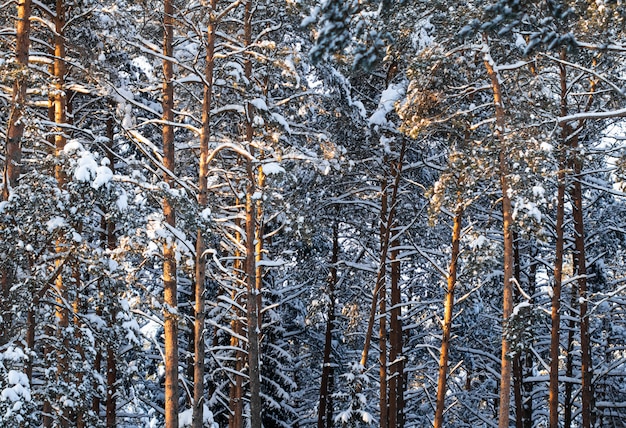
<box><xmin>483</xmin><ymin>43</ymin><xmax>515</xmax><ymax>428</ymax></box>
<box><xmin>434</xmin><ymin>206</ymin><xmax>463</xmax><ymax>428</ymax></box>
<box><xmin>162</xmin><ymin>0</ymin><xmax>179</xmax><ymax>425</ymax></box>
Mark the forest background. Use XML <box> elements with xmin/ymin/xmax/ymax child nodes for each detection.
<box><xmin>1</xmin><ymin>0</ymin><xmax>626</xmax><ymax>427</ymax></box>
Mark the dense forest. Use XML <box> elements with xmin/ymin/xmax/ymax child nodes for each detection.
<box><xmin>1</xmin><ymin>0</ymin><xmax>625</xmax><ymax>427</ymax></box>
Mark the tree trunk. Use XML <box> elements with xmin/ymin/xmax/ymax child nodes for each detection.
<box><xmin>434</xmin><ymin>206</ymin><xmax>463</xmax><ymax>428</ymax></box>
<box><xmin>512</xmin><ymin>234</ymin><xmax>523</xmax><ymax>428</ymax></box>
<box><xmin>243</xmin><ymin>3</ymin><xmax>262</xmax><ymax>426</ymax></box>
<box><xmin>360</xmin><ymin>143</ymin><xmax>405</xmax><ymax>369</ymax></box>
<box><xmin>549</xmin><ymin>50</ymin><xmax>569</xmax><ymax>428</ymax></box>
<box><xmin>2</xmin><ymin>0</ymin><xmax>31</xmax><ymax>201</ymax></box>
<box><xmin>523</xmin><ymin>247</ymin><xmax>538</xmax><ymax>428</ymax></box>
<box><xmin>571</xmin><ymin>135</ymin><xmax>592</xmax><ymax>428</ymax></box>
<box><xmin>548</xmin><ymin>155</ymin><xmax>566</xmax><ymax>428</ymax></box>
<box><xmin>192</xmin><ymin>1</ymin><xmax>217</xmax><ymax>426</ymax></box>
<box><xmin>379</xmin><ymin>178</ymin><xmax>389</xmax><ymax>428</ymax></box>
<box><xmin>245</xmin><ymin>172</ymin><xmax>262</xmax><ymax>428</ymax></box>
<box><xmin>318</xmin><ymin>222</ymin><xmax>339</xmax><ymax>428</ymax></box>
<box><xmin>162</xmin><ymin>0</ymin><xmax>179</xmax><ymax>426</ymax></box>
<box><xmin>483</xmin><ymin>41</ymin><xmax>515</xmax><ymax>428</ymax></box>
<box><xmin>104</xmin><ymin>116</ymin><xmax>118</xmax><ymax>428</ymax></box>
<box><xmin>52</xmin><ymin>2</ymin><xmax>70</xmax><ymax>426</ymax></box>
<box><xmin>563</xmin><ymin>275</ymin><xmax>577</xmax><ymax>428</ymax></box>
<box><xmin>388</xmin><ymin>222</ymin><xmax>403</xmax><ymax>428</ymax></box>
<box><xmin>229</xmin><ymin>217</ymin><xmax>244</xmax><ymax>428</ymax></box>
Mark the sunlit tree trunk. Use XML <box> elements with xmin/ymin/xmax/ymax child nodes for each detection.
<box><xmin>2</xmin><ymin>0</ymin><xmax>31</xmax><ymax>201</ymax></box>
<box><xmin>192</xmin><ymin>1</ymin><xmax>218</xmax><ymax>426</ymax></box>
<box><xmin>229</xmin><ymin>214</ymin><xmax>244</xmax><ymax>428</ymax></box>
<box><xmin>360</xmin><ymin>144</ymin><xmax>405</xmax><ymax>369</ymax></box>
<box><xmin>162</xmin><ymin>0</ymin><xmax>179</xmax><ymax>425</ymax></box>
<box><xmin>318</xmin><ymin>222</ymin><xmax>339</xmax><ymax>428</ymax></box>
<box><xmin>52</xmin><ymin>2</ymin><xmax>70</xmax><ymax>426</ymax></box>
<box><xmin>9</xmin><ymin>0</ymin><xmax>34</xmax><ymax>376</ymax></box>
<box><xmin>434</xmin><ymin>205</ymin><xmax>463</xmax><ymax>428</ymax></box>
<box><xmin>483</xmin><ymin>41</ymin><xmax>515</xmax><ymax>428</ymax></box>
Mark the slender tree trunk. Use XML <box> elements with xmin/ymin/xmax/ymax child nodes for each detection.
<box><xmin>52</xmin><ymin>2</ymin><xmax>70</xmax><ymax>426</ymax></box>
<box><xmin>255</xmin><ymin>161</ymin><xmax>265</xmax><ymax>332</ymax></box>
<box><xmin>162</xmin><ymin>0</ymin><xmax>179</xmax><ymax>426</ymax></box>
<box><xmin>242</xmin><ymin>3</ymin><xmax>262</xmax><ymax>426</ymax></box>
<box><xmin>229</xmin><ymin>220</ymin><xmax>244</xmax><ymax>428</ymax></box>
<box><xmin>2</xmin><ymin>0</ymin><xmax>31</xmax><ymax>201</ymax></box>
<box><xmin>360</xmin><ymin>144</ymin><xmax>405</xmax><ymax>369</ymax></box>
<box><xmin>512</xmin><ymin>234</ymin><xmax>523</xmax><ymax>428</ymax></box>
<box><xmin>192</xmin><ymin>2</ymin><xmax>217</xmax><ymax>426</ymax></box>
<box><xmin>318</xmin><ymin>222</ymin><xmax>339</xmax><ymax>428</ymax></box>
<box><xmin>523</xmin><ymin>248</ymin><xmax>537</xmax><ymax>428</ymax></box>
<box><xmin>548</xmin><ymin>154</ymin><xmax>566</xmax><ymax>428</ymax></box>
<box><xmin>563</xmin><ymin>274</ymin><xmax>577</xmax><ymax>428</ymax></box>
<box><xmin>549</xmin><ymin>50</ymin><xmax>569</xmax><ymax>428</ymax></box>
<box><xmin>571</xmin><ymin>137</ymin><xmax>592</xmax><ymax>428</ymax></box>
<box><xmin>245</xmin><ymin>173</ymin><xmax>262</xmax><ymax>428</ymax></box>
<box><xmin>388</xmin><ymin>153</ymin><xmax>404</xmax><ymax>428</ymax></box>
<box><xmin>483</xmin><ymin>41</ymin><xmax>515</xmax><ymax>428</ymax></box>
<box><xmin>388</xmin><ymin>231</ymin><xmax>403</xmax><ymax>428</ymax></box>
<box><xmin>434</xmin><ymin>206</ymin><xmax>463</xmax><ymax>428</ymax></box>
<box><xmin>379</xmin><ymin>178</ymin><xmax>389</xmax><ymax>428</ymax></box>
<box><xmin>53</xmin><ymin>0</ymin><xmax>67</xmax><ymax>185</ymax></box>
<box><xmin>104</xmin><ymin>117</ymin><xmax>118</xmax><ymax>428</ymax></box>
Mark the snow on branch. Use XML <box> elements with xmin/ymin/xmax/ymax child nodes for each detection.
<box><xmin>558</xmin><ymin>107</ymin><xmax>626</xmax><ymax>124</ymax></box>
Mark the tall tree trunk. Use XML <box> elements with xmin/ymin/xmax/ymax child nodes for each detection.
<box><xmin>483</xmin><ymin>41</ymin><xmax>515</xmax><ymax>428</ymax></box>
<box><xmin>523</xmin><ymin>247</ymin><xmax>538</xmax><ymax>428</ymax></box>
<box><xmin>2</xmin><ymin>0</ymin><xmax>31</xmax><ymax>201</ymax></box>
<box><xmin>162</xmin><ymin>0</ymin><xmax>179</xmax><ymax>426</ymax></box>
<box><xmin>563</xmin><ymin>272</ymin><xmax>578</xmax><ymax>428</ymax></box>
<box><xmin>192</xmin><ymin>1</ymin><xmax>217</xmax><ymax>426</ymax></box>
<box><xmin>318</xmin><ymin>222</ymin><xmax>339</xmax><ymax>428</ymax></box>
<box><xmin>245</xmin><ymin>171</ymin><xmax>261</xmax><ymax>428</ymax></box>
<box><xmin>388</xmin><ymin>152</ymin><xmax>404</xmax><ymax>428</ymax></box>
<box><xmin>548</xmin><ymin>154</ymin><xmax>566</xmax><ymax>428</ymax></box>
<box><xmin>434</xmin><ymin>205</ymin><xmax>463</xmax><ymax>428</ymax></box>
<box><xmin>243</xmin><ymin>2</ymin><xmax>262</xmax><ymax>426</ymax></box>
<box><xmin>229</xmin><ymin>217</ymin><xmax>244</xmax><ymax>428</ymax></box>
<box><xmin>53</xmin><ymin>2</ymin><xmax>70</xmax><ymax>426</ymax></box>
<box><xmin>104</xmin><ymin>116</ymin><xmax>118</xmax><ymax>428</ymax></box>
<box><xmin>360</xmin><ymin>143</ymin><xmax>405</xmax><ymax>369</ymax></box>
<box><xmin>379</xmin><ymin>177</ymin><xmax>389</xmax><ymax>428</ymax></box>
<box><xmin>388</xmin><ymin>219</ymin><xmax>403</xmax><ymax>428</ymax></box>
<box><xmin>549</xmin><ymin>50</ymin><xmax>569</xmax><ymax>428</ymax></box>
<box><xmin>512</xmin><ymin>234</ymin><xmax>523</xmax><ymax>428</ymax></box>
<box><xmin>571</xmin><ymin>134</ymin><xmax>592</xmax><ymax>428</ymax></box>
<box><xmin>1</xmin><ymin>0</ymin><xmax>31</xmax><ymax>335</ymax></box>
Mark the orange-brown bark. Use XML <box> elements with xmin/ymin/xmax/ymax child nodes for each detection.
<box><xmin>434</xmin><ymin>206</ymin><xmax>463</xmax><ymax>428</ymax></box>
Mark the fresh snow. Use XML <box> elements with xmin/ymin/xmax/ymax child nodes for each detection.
<box><xmin>178</xmin><ymin>404</ymin><xmax>217</xmax><ymax>428</ymax></box>
<box><xmin>271</xmin><ymin>112</ymin><xmax>291</xmax><ymax>133</ymax></box>
<box><xmin>261</xmin><ymin>162</ymin><xmax>285</xmax><ymax>175</ymax></box>
<box><xmin>46</xmin><ymin>216</ymin><xmax>67</xmax><ymax>232</ymax></box>
<box><xmin>369</xmin><ymin>83</ymin><xmax>406</xmax><ymax>126</ymax></box>
<box><xmin>250</xmin><ymin>98</ymin><xmax>268</xmax><ymax>111</ymax></box>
